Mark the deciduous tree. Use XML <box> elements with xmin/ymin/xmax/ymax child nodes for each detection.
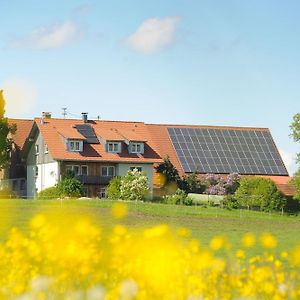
<box><xmin>0</xmin><ymin>90</ymin><xmax>15</xmax><ymax>169</ymax></box>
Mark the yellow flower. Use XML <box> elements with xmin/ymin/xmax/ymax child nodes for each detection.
<box><xmin>235</xmin><ymin>249</ymin><xmax>245</xmax><ymax>259</ymax></box>
<box><xmin>241</xmin><ymin>233</ymin><xmax>256</xmax><ymax>248</ymax></box>
<box><xmin>111</xmin><ymin>202</ymin><xmax>128</xmax><ymax>219</ymax></box>
<box><xmin>209</xmin><ymin>236</ymin><xmax>226</xmax><ymax>251</ymax></box>
<box><xmin>260</xmin><ymin>233</ymin><xmax>277</xmax><ymax>249</ymax></box>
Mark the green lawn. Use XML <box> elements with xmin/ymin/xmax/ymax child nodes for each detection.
<box><xmin>1</xmin><ymin>199</ymin><xmax>300</xmax><ymax>256</ymax></box>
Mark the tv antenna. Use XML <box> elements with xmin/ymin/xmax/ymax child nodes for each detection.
<box><xmin>62</xmin><ymin>107</ymin><xmax>67</xmax><ymax>119</ymax></box>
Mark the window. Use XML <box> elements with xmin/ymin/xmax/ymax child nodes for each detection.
<box><xmin>45</xmin><ymin>144</ymin><xmax>48</xmax><ymax>154</ymax></box>
<box><xmin>73</xmin><ymin>165</ymin><xmax>80</xmax><ymax>176</ymax></box>
<box><xmin>65</xmin><ymin>165</ymin><xmax>88</xmax><ymax>176</ymax></box>
<box><xmin>35</xmin><ymin>166</ymin><xmax>38</xmax><ymax>177</ymax></box>
<box><xmin>68</xmin><ymin>140</ymin><xmax>83</xmax><ymax>152</ymax></box>
<box><xmin>99</xmin><ymin>187</ymin><xmax>107</xmax><ymax>199</ymax></box>
<box><xmin>12</xmin><ymin>180</ymin><xmax>18</xmax><ymax>191</ymax></box>
<box><xmin>101</xmin><ymin>166</ymin><xmax>115</xmax><ymax>177</ymax></box>
<box><xmin>20</xmin><ymin>179</ymin><xmax>26</xmax><ymax>191</ymax></box>
<box><xmin>130</xmin><ymin>166</ymin><xmax>142</xmax><ymax>172</ymax></box>
<box><xmin>130</xmin><ymin>142</ymin><xmax>144</xmax><ymax>154</ymax></box>
<box><xmin>81</xmin><ymin>165</ymin><xmax>88</xmax><ymax>176</ymax></box>
<box><xmin>35</xmin><ymin>144</ymin><xmax>39</xmax><ymax>155</ymax></box>
<box><xmin>107</xmin><ymin>142</ymin><xmax>121</xmax><ymax>153</ymax></box>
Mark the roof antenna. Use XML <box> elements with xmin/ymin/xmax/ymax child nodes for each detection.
<box><xmin>62</xmin><ymin>107</ymin><xmax>67</xmax><ymax>119</ymax></box>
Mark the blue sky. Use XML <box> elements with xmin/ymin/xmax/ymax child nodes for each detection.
<box><xmin>0</xmin><ymin>0</ymin><xmax>299</xmax><ymax>174</ymax></box>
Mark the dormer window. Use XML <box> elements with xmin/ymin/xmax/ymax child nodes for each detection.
<box><xmin>68</xmin><ymin>139</ymin><xmax>83</xmax><ymax>152</ymax></box>
<box><xmin>130</xmin><ymin>142</ymin><xmax>144</xmax><ymax>154</ymax></box>
<box><xmin>107</xmin><ymin>142</ymin><xmax>121</xmax><ymax>153</ymax></box>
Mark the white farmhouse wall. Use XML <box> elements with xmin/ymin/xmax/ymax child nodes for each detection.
<box><xmin>27</xmin><ymin>162</ymin><xmax>59</xmax><ymax>198</ymax></box>
<box><xmin>117</xmin><ymin>163</ymin><xmax>153</xmax><ymax>197</ymax></box>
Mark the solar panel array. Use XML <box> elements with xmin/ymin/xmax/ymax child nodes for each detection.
<box><xmin>76</xmin><ymin>124</ymin><xmax>99</xmax><ymax>144</ymax></box>
<box><xmin>168</xmin><ymin>127</ymin><xmax>288</xmax><ymax>176</ymax></box>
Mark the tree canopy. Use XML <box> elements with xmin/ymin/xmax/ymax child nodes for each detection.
<box><xmin>0</xmin><ymin>90</ymin><xmax>15</xmax><ymax>169</ymax></box>
<box><xmin>290</xmin><ymin>113</ymin><xmax>300</xmax><ymax>163</ymax></box>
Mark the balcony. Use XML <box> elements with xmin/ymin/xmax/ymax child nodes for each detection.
<box><xmin>75</xmin><ymin>175</ymin><xmax>114</xmax><ymax>185</ymax></box>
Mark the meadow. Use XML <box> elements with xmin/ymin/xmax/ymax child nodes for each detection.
<box><xmin>1</xmin><ymin>199</ymin><xmax>300</xmax><ymax>299</ymax></box>
<box><xmin>1</xmin><ymin>199</ymin><xmax>300</xmax><ymax>254</ymax></box>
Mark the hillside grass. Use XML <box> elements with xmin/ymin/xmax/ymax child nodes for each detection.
<box><xmin>1</xmin><ymin>199</ymin><xmax>300</xmax><ymax>257</ymax></box>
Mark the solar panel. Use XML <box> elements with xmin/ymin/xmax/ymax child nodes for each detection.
<box><xmin>76</xmin><ymin>124</ymin><xmax>99</xmax><ymax>144</ymax></box>
<box><xmin>167</xmin><ymin>127</ymin><xmax>288</xmax><ymax>176</ymax></box>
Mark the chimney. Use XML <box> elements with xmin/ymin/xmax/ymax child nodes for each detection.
<box><xmin>82</xmin><ymin>112</ymin><xmax>88</xmax><ymax>123</ymax></box>
<box><xmin>42</xmin><ymin>112</ymin><xmax>52</xmax><ymax>119</ymax></box>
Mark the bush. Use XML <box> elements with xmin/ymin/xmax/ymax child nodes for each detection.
<box><xmin>234</xmin><ymin>177</ymin><xmax>286</xmax><ymax>211</ymax></box>
<box><xmin>37</xmin><ymin>177</ymin><xmax>83</xmax><ymax>199</ymax></box>
<box><xmin>179</xmin><ymin>173</ymin><xmax>206</xmax><ymax>194</ymax></box>
<box><xmin>106</xmin><ymin>176</ymin><xmax>121</xmax><ymax>200</ymax></box>
<box><xmin>0</xmin><ymin>188</ymin><xmax>16</xmax><ymax>199</ymax></box>
<box><xmin>37</xmin><ymin>186</ymin><xmax>61</xmax><ymax>199</ymax></box>
<box><xmin>222</xmin><ymin>195</ymin><xmax>239</xmax><ymax>210</ymax></box>
<box><xmin>120</xmin><ymin>169</ymin><xmax>150</xmax><ymax>201</ymax></box>
<box><xmin>57</xmin><ymin>177</ymin><xmax>83</xmax><ymax>198</ymax></box>
<box><xmin>163</xmin><ymin>189</ymin><xmax>193</xmax><ymax>206</ymax></box>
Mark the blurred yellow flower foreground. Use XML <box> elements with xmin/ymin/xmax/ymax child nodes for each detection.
<box><xmin>0</xmin><ymin>203</ymin><xmax>299</xmax><ymax>299</ymax></box>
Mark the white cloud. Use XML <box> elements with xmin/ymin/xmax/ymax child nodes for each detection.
<box><xmin>9</xmin><ymin>21</ymin><xmax>80</xmax><ymax>49</ymax></box>
<box><xmin>279</xmin><ymin>148</ymin><xmax>297</xmax><ymax>175</ymax></box>
<box><xmin>125</xmin><ymin>16</ymin><xmax>181</xmax><ymax>54</ymax></box>
<box><xmin>1</xmin><ymin>79</ymin><xmax>38</xmax><ymax>117</ymax></box>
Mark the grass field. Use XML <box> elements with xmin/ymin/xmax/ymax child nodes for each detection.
<box><xmin>1</xmin><ymin>198</ymin><xmax>300</xmax><ymax>256</ymax></box>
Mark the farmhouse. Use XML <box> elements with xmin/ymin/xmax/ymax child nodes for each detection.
<box><xmin>1</xmin><ymin>113</ymin><xmax>295</xmax><ymax>198</ymax></box>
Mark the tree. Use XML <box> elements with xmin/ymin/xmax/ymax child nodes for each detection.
<box><xmin>234</xmin><ymin>177</ymin><xmax>286</xmax><ymax>211</ymax></box>
<box><xmin>120</xmin><ymin>169</ymin><xmax>150</xmax><ymax>201</ymax></box>
<box><xmin>290</xmin><ymin>113</ymin><xmax>300</xmax><ymax>163</ymax></box>
<box><xmin>0</xmin><ymin>90</ymin><xmax>16</xmax><ymax>169</ymax></box>
<box><xmin>155</xmin><ymin>156</ymin><xmax>180</xmax><ymax>186</ymax></box>
<box><xmin>291</xmin><ymin>169</ymin><xmax>300</xmax><ymax>201</ymax></box>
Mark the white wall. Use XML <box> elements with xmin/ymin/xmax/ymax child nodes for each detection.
<box><xmin>27</xmin><ymin>162</ymin><xmax>59</xmax><ymax>198</ymax></box>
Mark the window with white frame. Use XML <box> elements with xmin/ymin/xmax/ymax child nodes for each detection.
<box><xmin>68</xmin><ymin>140</ymin><xmax>83</xmax><ymax>152</ymax></box>
<box><xmin>101</xmin><ymin>166</ymin><xmax>115</xmax><ymax>177</ymax></box>
<box><xmin>107</xmin><ymin>142</ymin><xmax>121</xmax><ymax>153</ymax></box>
<box><xmin>130</xmin><ymin>166</ymin><xmax>142</xmax><ymax>172</ymax></box>
<box><xmin>35</xmin><ymin>144</ymin><xmax>39</xmax><ymax>155</ymax></box>
<box><xmin>130</xmin><ymin>142</ymin><xmax>144</xmax><ymax>154</ymax></box>
<box><xmin>81</xmin><ymin>165</ymin><xmax>88</xmax><ymax>176</ymax></box>
<box><xmin>44</xmin><ymin>144</ymin><xmax>48</xmax><ymax>154</ymax></box>
<box><xmin>65</xmin><ymin>165</ymin><xmax>84</xmax><ymax>176</ymax></box>
<box><xmin>73</xmin><ymin>165</ymin><xmax>80</xmax><ymax>176</ymax></box>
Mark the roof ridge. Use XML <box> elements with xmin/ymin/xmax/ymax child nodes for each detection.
<box><xmin>145</xmin><ymin>123</ymin><xmax>269</xmax><ymax>130</ymax></box>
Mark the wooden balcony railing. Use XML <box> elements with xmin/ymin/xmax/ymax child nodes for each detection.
<box><xmin>75</xmin><ymin>175</ymin><xmax>114</xmax><ymax>185</ymax></box>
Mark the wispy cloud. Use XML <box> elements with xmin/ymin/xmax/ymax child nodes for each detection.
<box><xmin>1</xmin><ymin>79</ymin><xmax>38</xmax><ymax>117</ymax></box>
<box><xmin>9</xmin><ymin>21</ymin><xmax>81</xmax><ymax>49</ymax></box>
<box><xmin>73</xmin><ymin>4</ymin><xmax>91</xmax><ymax>15</ymax></box>
<box><xmin>125</xmin><ymin>16</ymin><xmax>181</xmax><ymax>55</ymax></box>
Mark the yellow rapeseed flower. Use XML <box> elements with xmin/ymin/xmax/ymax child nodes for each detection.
<box><xmin>260</xmin><ymin>233</ymin><xmax>277</xmax><ymax>249</ymax></box>
<box><xmin>241</xmin><ymin>232</ymin><xmax>256</xmax><ymax>248</ymax></box>
<box><xmin>111</xmin><ymin>202</ymin><xmax>128</xmax><ymax>219</ymax></box>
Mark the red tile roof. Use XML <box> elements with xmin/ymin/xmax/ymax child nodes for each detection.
<box><xmin>34</xmin><ymin>118</ymin><xmax>162</xmax><ymax>163</ymax></box>
<box><xmin>8</xmin><ymin>119</ymin><xmax>34</xmax><ymax>150</ymax></box>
